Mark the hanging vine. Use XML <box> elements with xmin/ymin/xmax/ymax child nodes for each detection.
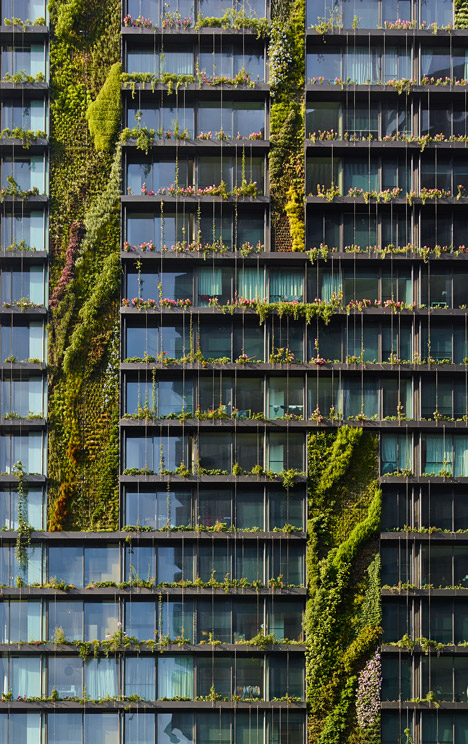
<box><xmin>305</xmin><ymin>428</ymin><xmax>382</xmax><ymax>743</ymax></box>
<box><xmin>13</xmin><ymin>461</ymin><xmax>33</xmax><ymax>572</ymax></box>
<box><xmin>47</xmin><ymin>0</ymin><xmax>121</xmax><ymax>530</ymax></box>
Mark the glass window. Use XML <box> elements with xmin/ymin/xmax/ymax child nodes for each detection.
<box><xmin>198</xmin><ymin>599</ymin><xmax>231</xmax><ymax>642</ymax></box>
<box><xmin>157</xmin><ymin>545</ymin><xmax>193</xmax><ymax>583</ymax></box>
<box><xmin>1</xmin><ymin>44</ymin><xmax>45</xmax><ymax>78</ymax></box>
<box><xmin>157</xmin><ymin>713</ymin><xmax>194</xmax><ymax>744</ymax></box>
<box><xmin>85</xmin><ymin>658</ymin><xmax>118</xmax><ymax>699</ymax></box>
<box><xmin>124</xmin><ymin>434</ymin><xmax>186</xmax><ymax>473</ymax></box>
<box><xmin>48</xmin><ymin>657</ymin><xmax>82</xmax><ymax>698</ymax></box>
<box><xmin>381</xmin><ymin>434</ymin><xmax>412</xmax><ymax>474</ymax></box>
<box><xmin>269</xmin><ymin>600</ymin><xmax>304</xmax><ymax>641</ymax></box>
<box><xmin>159</xmin><ymin>600</ymin><xmax>194</xmax><ymax>642</ymax></box>
<box><xmin>11</xmin><ymin>656</ymin><xmax>41</xmax><ymax>697</ymax></box>
<box><xmin>8</xmin><ymin>600</ymin><xmax>41</xmax><ymax>643</ymax></box>
<box><xmin>271</xmin><ymin>542</ymin><xmax>304</xmax><ymax>585</ymax></box>
<box><xmin>306</xmin><ymin>51</ymin><xmax>341</xmax><ymax>82</ymax></box>
<box><xmin>48</xmin><ymin>601</ymin><xmax>83</xmax><ymax>642</ymax></box>
<box><xmin>237</xmin><ymin>489</ymin><xmax>264</xmax><ymax>530</ymax></box>
<box><xmin>84</xmin><ymin>602</ymin><xmax>119</xmax><ymax>641</ymax></box>
<box><xmin>47</xmin><ymin>713</ymin><xmax>83</xmax><ymax>744</ymax></box>
<box><xmin>48</xmin><ymin>546</ymin><xmax>83</xmax><ymax>586</ymax></box>
<box><xmin>124</xmin><ymin>713</ymin><xmax>156</xmax><ymax>744</ymax></box>
<box><xmin>125</xmin><ymin>546</ymin><xmax>155</xmax><ymax>583</ymax></box>
<box><xmin>199</xmin><ymin>489</ymin><xmax>232</xmax><ymax>529</ymax></box>
<box><xmin>269</xmin><ymin>377</ymin><xmax>304</xmax><ymax>419</ymax></box>
<box><xmin>125</xmin><ymin>657</ymin><xmax>155</xmax><ymax>699</ymax></box>
<box><xmin>306</xmin><ymin>103</ymin><xmax>340</xmax><ymax>137</ymax></box>
<box><xmin>0</xmin><ymin>209</ymin><xmax>46</xmax><ymax>252</ymax></box>
<box><xmin>84</xmin><ymin>546</ymin><xmax>119</xmax><ymax>585</ymax></box>
<box><xmin>269</xmin><ymin>487</ymin><xmax>303</xmax><ymax>530</ymax></box>
<box><xmin>84</xmin><ymin>714</ymin><xmax>119</xmax><ymax>744</ymax></box>
<box><xmin>125</xmin><ymin>601</ymin><xmax>155</xmax><ymax>640</ymax></box>
<box><xmin>158</xmin><ymin>656</ymin><xmax>193</xmax><ymax>699</ymax></box>
<box><xmin>9</xmin><ymin>713</ymin><xmax>41</xmax><ymax>744</ymax></box>
<box><xmin>125</xmin><ymin>488</ymin><xmax>192</xmax><ymax>529</ymax></box>
<box><xmin>420</xmin><ymin>0</ymin><xmax>453</xmax><ymax>26</ymax></box>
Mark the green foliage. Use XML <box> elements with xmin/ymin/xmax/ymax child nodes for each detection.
<box><xmin>455</xmin><ymin>0</ymin><xmax>468</xmax><ymax>27</ymax></box>
<box><xmin>13</xmin><ymin>461</ymin><xmax>33</xmax><ymax>572</ymax></box>
<box><xmin>305</xmin><ymin>428</ymin><xmax>381</xmax><ymax>744</ymax></box>
<box><xmin>86</xmin><ymin>62</ymin><xmax>122</xmax><ymax>151</ymax></box>
<box><xmin>50</xmin><ymin>0</ymin><xmax>88</xmax><ymax>41</ymax></box>
<box><xmin>269</xmin><ymin>0</ymin><xmax>305</xmax><ymax>251</ymax></box>
<box><xmin>194</xmin><ymin>8</ymin><xmax>270</xmax><ymax>37</ymax></box>
<box><xmin>48</xmin><ymin>0</ymin><xmax>121</xmax><ymax>531</ymax></box>
<box><xmin>284</xmin><ymin>185</ymin><xmax>305</xmax><ymax>251</ymax></box>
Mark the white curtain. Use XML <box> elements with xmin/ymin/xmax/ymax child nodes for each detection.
<box><xmin>158</xmin><ymin>657</ymin><xmax>193</xmax><ymax>698</ymax></box>
<box><xmin>11</xmin><ymin>657</ymin><xmax>41</xmax><ymax>697</ymax></box>
<box><xmin>455</xmin><ymin>436</ymin><xmax>468</xmax><ymax>477</ymax></box>
<box><xmin>85</xmin><ymin>659</ymin><xmax>118</xmax><ymax>699</ymax></box>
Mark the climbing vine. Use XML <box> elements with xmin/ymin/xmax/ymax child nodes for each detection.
<box><xmin>269</xmin><ymin>0</ymin><xmax>305</xmax><ymax>251</ymax></box>
<box><xmin>306</xmin><ymin>428</ymin><xmax>381</xmax><ymax>743</ymax></box>
<box><xmin>13</xmin><ymin>461</ymin><xmax>33</xmax><ymax>572</ymax></box>
<box><xmin>47</xmin><ymin>0</ymin><xmax>121</xmax><ymax>531</ymax></box>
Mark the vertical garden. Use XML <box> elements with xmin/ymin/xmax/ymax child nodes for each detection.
<box><xmin>47</xmin><ymin>0</ymin><xmax>122</xmax><ymax>530</ymax></box>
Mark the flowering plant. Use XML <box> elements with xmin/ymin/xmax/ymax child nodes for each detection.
<box><xmin>356</xmin><ymin>652</ymin><xmax>381</xmax><ymax>743</ymax></box>
<box><xmin>123</xmin><ymin>14</ymin><xmax>153</xmax><ymax>27</ymax></box>
<box><xmin>161</xmin><ymin>10</ymin><xmax>192</xmax><ymax>28</ymax></box>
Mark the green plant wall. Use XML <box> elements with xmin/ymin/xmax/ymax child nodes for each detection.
<box><xmin>455</xmin><ymin>0</ymin><xmax>468</xmax><ymax>26</ymax></box>
<box><xmin>306</xmin><ymin>428</ymin><xmax>382</xmax><ymax>743</ymax></box>
<box><xmin>269</xmin><ymin>0</ymin><xmax>305</xmax><ymax>251</ymax></box>
<box><xmin>47</xmin><ymin>0</ymin><xmax>121</xmax><ymax>530</ymax></box>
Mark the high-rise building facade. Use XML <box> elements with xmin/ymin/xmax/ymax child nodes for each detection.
<box><xmin>1</xmin><ymin>0</ymin><xmax>468</xmax><ymax>741</ymax></box>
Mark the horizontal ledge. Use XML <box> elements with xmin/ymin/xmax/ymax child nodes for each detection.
<box><xmin>380</xmin><ymin>476</ymin><xmax>468</xmax><ymax>484</ymax></box>
<box><xmin>0</xmin><ymin>642</ymin><xmax>304</xmax><ymax>653</ymax></box>
<box><xmin>0</xmin><ymin>474</ymin><xmax>45</xmax><ymax>484</ymax></box>
<box><xmin>0</xmin><ymin>418</ymin><xmax>46</xmax><ymax>428</ymax></box>
<box><xmin>119</xmin><ymin>474</ymin><xmax>307</xmax><ymax>484</ymax></box>
<box><xmin>381</xmin><ymin>701</ymin><xmax>468</xmax><ymax>710</ymax></box>
<box><xmin>306</xmin><ymin>29</ymin><xmax>468</xmax><ymax>38</ymax></box>
<box><xmin>381</xmin><ymin>531</ymin><xmax>468</xmax><ymax>542</ymax></box>
<box><xmin>119</xmin><ymin>362</ymin><xmax>468</xmax><ymax>373</ymax></box>
<box><xmin>0</xmin><ymin>251</ymin><xmax>47</xmax><ymax>259</ymax></box>
<box><xmin>382</xmin><ymin>588</ymin><xmax>468</xmax><ymax>596</ymax></box>
<box><xmin>0</xmin><ymin>306</ymin><xmax>46</xmax><ymax>315</ymax></box>
<box><xmin>305</xmin><ymin>84</ymin><xmax>468</xmax><ymax>94</ymax></box>
<box><xmin>0</xmin><ymin>530</ymin><xmax>306</xmax><ymax>541</ymax></box>
<box><xmin>119</xmin><ymin>306</ymin><xmax>467</xmax><ymax>316</ymax></box>
<box><xmin>118</xmin><ymin>418</ymin><xmax>468</xmax><ymax>431</ymax></box>
<box><xmin>121</xmin><ymin>83</ymin><xmax>270</xmax><ymax>93</ymax></box>
<box><xmin>121</xmin><ymin>195</ymin><xmax>269</xmax><ymax>203</ymax></box>
<box><xmin>120</xmin><ymin>249</ymin><xmax>468</xmax><ymax>262</ymax></box>
<box><xmin>0</xmin><ymin>25</ymin><xmax>48</xmax><ymax>33</ymax></box>
<box><xmin>382</xmin><ymin>644</ymin><xmax>468</xmax><ymax>654</ymax></box>
<box><xmin>122</xmin><ymin>139</ymin><xmax>269</xmax><ymax>149</ymax></box>
<box><xmin>0</xmin><ymin>82</ymin><xmax>47</xmax><ymax>90</ymax></box>
<box><xmin>305</xmin><ymin>139</ymin><xmax>468</xmax><ymax>149</ymax></box>
<box><xmin>121</xmin><ymin>26</ymin><xmax>265</xmax><ymax>36</ymax></box>
<box><xmin>0</xmin><ymin>700</ymin><xmax>306</xmax><ymax>710</ymax></box>
<box><xmin>306</xmin><ymin>196</ymin><xmax>468</xmax><ymax>205</ymax></box>
<box><xmin>0</xmin><ymin>363</ymin><xmax>46</xmax><ymax>372</ymax></box>
<box><xmin>0</xmin><ymin>586</ymin><xmax>307</xmax><ymax>597</ymax></box>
